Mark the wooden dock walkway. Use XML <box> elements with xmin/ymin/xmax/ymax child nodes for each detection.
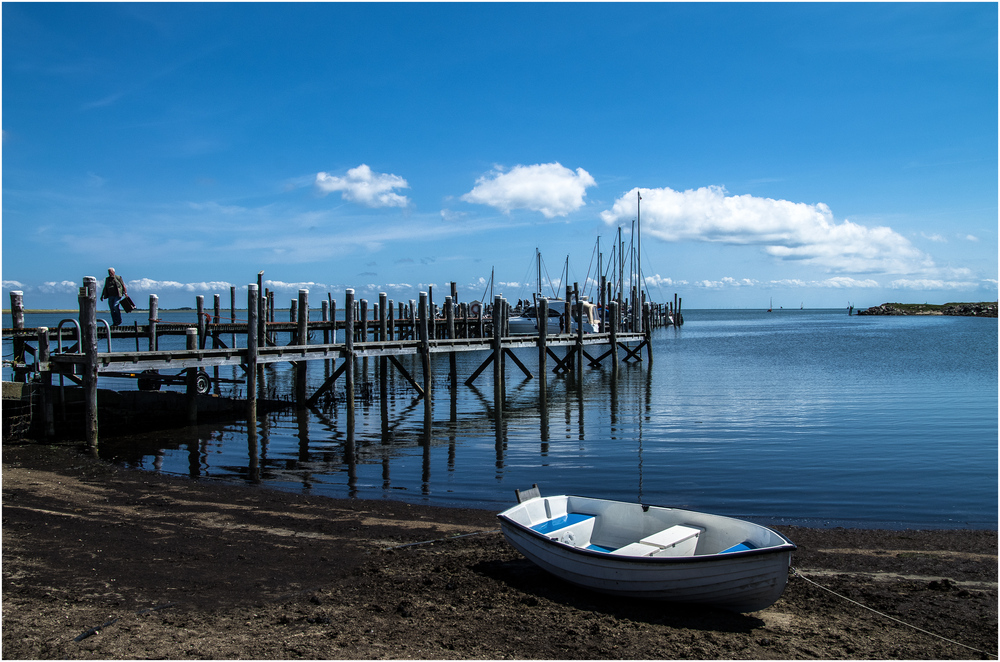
<box><xmin>5</xmin><ymin>277</ymin><xmax>677</xmax><ymax>452</ymax></box>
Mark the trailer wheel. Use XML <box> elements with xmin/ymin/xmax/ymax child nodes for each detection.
<box><xmin>137</xmin><ymin>370</ymin><xmax>161</xmax><ymax>391</ymax></box>
<box><xmin>195</xmin><ymin>370</ymin><xmax>211</xmax><ymax>395</ymax></box>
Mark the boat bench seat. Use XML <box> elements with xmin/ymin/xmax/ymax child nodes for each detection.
<box><xmin>530</xmin><ymin>513</ymin><xmax>596</xmax><ymax>548</ymax></box>
<box><xmin>609</xmin><ymin>524</ymin><xmax>702</xmax><ymax>557</ymax></box>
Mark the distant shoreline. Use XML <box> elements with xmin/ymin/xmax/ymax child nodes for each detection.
<box><xmin>856</xmin><ymin>301</ymin><xmax>998</xmax><ymax>317</ymax></box>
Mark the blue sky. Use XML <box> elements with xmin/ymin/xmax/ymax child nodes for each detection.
<box><xmin>3</xmin><ymin>2</ymin><xmax>996</xmax><ymax>311</ymax></box>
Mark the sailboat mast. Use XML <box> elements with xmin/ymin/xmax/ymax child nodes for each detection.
<box><xmin>637</xmin><ymin>189</ymin><xmax>642</xmax><ymax>333</ymax></box>
<box><xmin>536</xmin><ymin>248</ymin><xmax>541</xmax><ymax>297</ymax></box>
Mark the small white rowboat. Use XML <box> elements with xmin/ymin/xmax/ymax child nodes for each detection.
<box><xmin>497</xmin><ymin>486</ymin><xmax>796</xmax><ymax>612</ymax></box>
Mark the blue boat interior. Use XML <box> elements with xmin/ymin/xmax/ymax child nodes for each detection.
<box><xmin>528</xmin><ymin>511</ymin><xmax>758</xmax><ymax>557</ymax></box>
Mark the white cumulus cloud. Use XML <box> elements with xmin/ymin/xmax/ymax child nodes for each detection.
<box><xmin>461</xmin><ymin>162</ymin><xmax>596</xmax><ymax>218</ymax></box>
<box><xmin>315</xmin><ymin>164</ymin><xmax>410</xmax><ymax>208</ymax></box>
<box><xmin>600</xmin><ymin>186</ymin><xmax>935</xmax><ymax>275</ymax></box>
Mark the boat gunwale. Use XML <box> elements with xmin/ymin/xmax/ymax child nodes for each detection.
<box><xmin>496</xmin><ymin>497</ymin><xmax>796</xmax><ymax>563</ymax></box>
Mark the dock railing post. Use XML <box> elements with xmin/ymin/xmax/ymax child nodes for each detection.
<box><xmin>80</xmin><ymin>277</ymin><xmax>99</xmax><ymax>454</ymax></box>
<box><xmin>247</xmin><ymin>284</ymin><xmax>259</xmax><ymax>411</ymax></box>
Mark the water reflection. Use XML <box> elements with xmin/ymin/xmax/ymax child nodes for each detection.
<box><xmin>85</xmin><ymin>312</ymin><xmax>998</xmax><ymax>529</ymax></box>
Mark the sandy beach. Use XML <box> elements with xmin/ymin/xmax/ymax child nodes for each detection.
<box><xmin>2</xmin><ymin>441</ymin><xmax>995</xmax><ymax>660</ymax></box>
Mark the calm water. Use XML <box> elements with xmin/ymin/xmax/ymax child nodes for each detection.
<box><xmin>4</xmin><ymin>308</ymin><xmax>997</xmax><ymax>529</ymax></box>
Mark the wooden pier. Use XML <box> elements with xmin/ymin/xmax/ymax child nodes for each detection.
<box><xmin>4</xmin><ymin>277</ymin><xmax>681</xmax><ymax>452</ymax></box>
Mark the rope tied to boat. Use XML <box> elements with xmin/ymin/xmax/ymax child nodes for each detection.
<box><xmin>790</xmin><ymin>567</ymin><xmax>992</xmax><ymax>656</ymax></box>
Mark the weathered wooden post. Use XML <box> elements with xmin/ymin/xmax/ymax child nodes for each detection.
<box><xmin>378</xmin><ymin>291</ymin><xmax>388</xmax><ymax>413</ymax></box>
<box><xmin>212</xmin><ymin>294</ymin><xmax>221</xmax><ymax>392</ymax></box>
<box><xmin>256</xmin><ymin>272</ymin><xmax>265</xmax><ymax>347</ymax></box>
<box><xmin>344</xmin><ymin>289</ymin><xmax>356</xmax><ymax>426</ymax></box>
<box><xmin>185</xmin><ymin>328</ymin><xmax>199</xmax><ymax>424</ymax></box>
<box><xmin>445</xmin><ymin>295</ymin><xmax>457</xmax><ymax>386</ymax></box>
<box><xmin>9</xmin><ymin>291</ymin><xmax>26</xmax><ymax>382</ymax></box>
<box><xmin>575</xmin><ymin>285</ymin><xmax>584</xmax><ymax>375</ymax></box>
<box><xmin>387</xmin><ymin>298</ymin><xmax>395</xmax><ymax>341</ymax></box>
<box><xmin>560</xmin><ymin>286</ymin><xmax>569</xmax><ymax>334</ymax></box>
<box><xmin>537</xmin><ymin>297</ymin><xmax>548</xmax><ymax>401</ymax></box>
<box><xmin>418</xmin><ymin>292</ymin><xmax>431</xmax><ymax>400</ymax></box>
<box><xmin>492</xmin><ymin>295</ymin><xmax>504</xmax><ymax>416</ymax></box>
<box><xmin>609</xmin><ymin>300</ymin><xmax>619</xmax><ymax>378</ymax></box>
<box><xmin>229</xmin><ymin>286</ymin><xmax>237</xmax><ymax>347</ymax></box>
<box><xmin>10</xmin><ymin>290</ymin><xmax>24</xmax><ymax>329</ymax></box>
<box><xmin>246</xmin><ymin>284</ymin><xmax>259</xmax><ymax>412</ymax></box>
<box><xmin>359</xmin><ymin>298</ymin><xmax>369</xmax><ymax>381</ymax></box>
<box><xmin>428</xmin><ymin>286</ymin><xmax>435</xmax><ymax>340</ymax></box>
<box><xmin>296</xmin><ymin>289</ymin><xmax>309</xmax><ymax>407</ymax></box>
<box><xmin>644</xmin><ymin>302</ymin><xmax>654</xmax><ymax>364</ymax></box>
<box><xmin>37</xmin><ymin>327</ymin><xmax>55</xmax><ymax>437</ymax></box>
<box><xmin>196</xmin><ymin>295</ymin><xmax>206</xmax><ymax>349</ymax></box>
<box><xmin>321</xmin><ymin>299</ymin><xmax>330</xmax><ymax>344</ymax></box>
<box><xmin>148</xmin><ymin>295</ymin><xmax>158</xmax><ymax>351</ymax></box>
<box><xmin>80</xmin><ymin>277</ymin><xmax>99</xmax><ymax>454</ymax></box>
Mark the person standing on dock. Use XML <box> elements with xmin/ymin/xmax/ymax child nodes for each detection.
<box><xmin>99</xmin><ymin>267</ymin><xmax>128</xmax><ymax>326</ymax></box>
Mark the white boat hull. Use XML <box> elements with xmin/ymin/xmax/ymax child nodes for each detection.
<box><xmin>497</xmin><ymin>494</ymin><xmax>795</xmax><ymax>612</ymax></box>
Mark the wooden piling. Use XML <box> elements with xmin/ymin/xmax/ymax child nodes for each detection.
<box><xmin>344</xmin><ymin>289</ymin><xmax>356</xmax><ymax>425</ymax></box>
<box><xmin>492</xmin><ymin>295</ymin><xmax>503</xmax><ymax>415</ymax></box>
<box><xmin>196</xmin><ymin>295</ymin><xmax>206</xmax><ymax>349</ymax></box>
<box><xmin>538</xmin><ymin>297</ymin><xmax>548</xmax><ymax>404</ymax></box>
<box><xmin>10</xmin><ymin>291</ymin><xmax>25</xmax><ymax>382</ymax></box>
<box><xmin>609</xmin><ymin>300</ymin><xmax>619</xmax><ymax>378</ymax></box>
<box><xmin>36</xmin><ymin>326</ymin><xmax>55</xmax><ymax>437</ymax></box>
<box><xmin>418</xmin><ymin>292</ymin><xmax>431</xmax><ymax>400</ymax></box>
<box><xmin>246</xmin><ymin>284</ymin><xmax>259</xmax><ymax>409</ymax></box>
<box><xmin>186</xmin><ymin>328</ymin><xmax>199</xmax><ymax>424</ymax></box>
<box><xmin>80</xmin><ymin>277</ymin><xmax>99</xmax><ymax>454</ymax></box>
<box><xmin>644</xmin><ymin>302</ymin><xmax>653</xmax><ymax>364</ymax></box>
<box><xmin>147</xmin><ymin>295</ymin><xmax>158</xmax><ymax>351</ymax></box>
<box><xmin>445</xmin><ymin>295</ymin><xmax>457</xmax><ymax>385</ymax></box>
<box><xmin>296</xmin><ymin>289</ymin><xmax>308</xmax><ymax>407</ymax></box>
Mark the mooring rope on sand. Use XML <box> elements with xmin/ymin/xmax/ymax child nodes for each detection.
<box><xmin>791</xmin><ymin>567</ymin><xmax>992</xmax><ymax>656</ymax></box>
<box><xmin>385</xmin><ymin>528</ymin><xmax>502</xmax><ymax>550</ymax></box>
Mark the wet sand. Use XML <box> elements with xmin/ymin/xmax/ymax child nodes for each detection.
<box><xmin>2</xmin><ymin>441</ymin><xmax>996</xmax><ymax>659</ymax></box>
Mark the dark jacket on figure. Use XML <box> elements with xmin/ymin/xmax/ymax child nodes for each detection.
<box><xmin>101</xmin><ymin>274</ymin><xmax>127</xmax><ymax>300</ymax></box>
